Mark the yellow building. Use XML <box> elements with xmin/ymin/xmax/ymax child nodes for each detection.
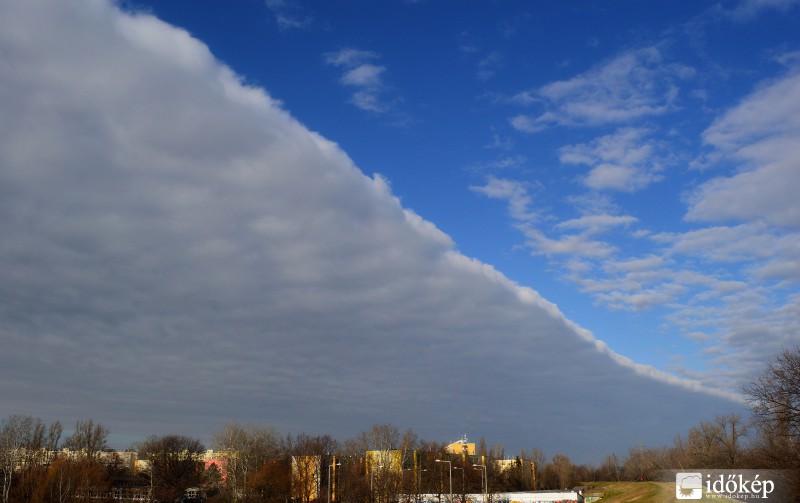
<box><xmin>445</xmin><ymin>436</ymin><xmax>475</xmax><ymax>456</ymax></box>
<box><xmin>365</xmin><ymin>449</ymin><xmax>402</xmax><ymax>473</ymax></box>
<box><xmin>291</xmin><ymin>455</ymin><xmax>321</xmax><ymax>502</ymax></box>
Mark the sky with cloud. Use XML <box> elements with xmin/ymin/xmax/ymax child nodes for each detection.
<box><xmin>0</xmin><ymin>0</ymin><xmax>798</xmax><ymax>462</ymax></box>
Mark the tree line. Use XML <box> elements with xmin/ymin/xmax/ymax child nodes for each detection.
<box><xmin>2</xmin><ymin>346</ymin><xmax>798</xmax><ymax>503</ymax></box>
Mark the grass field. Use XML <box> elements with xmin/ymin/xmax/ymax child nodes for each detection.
<box><xmin>583</xmin><ymin>481</ymin><xmax>673</xmax><ymax>502</ymax></box>
<box><xmin>580</xmin><ymin>481</ymin><xmax>737</xmax><ymax>502</ymax></box>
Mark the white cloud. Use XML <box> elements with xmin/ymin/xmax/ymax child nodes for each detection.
<box><xmin>484</xmin><ymin>133</ymin><xmax>513</xmax><ymax>150</ymax></box>
<box><xmin>324</xmin><ymin>48</ymin><xmax>377</xmax><ymax>67</ymax></box>
<box><xmin>510</xmin><ymin>47</ymin><xmax>694</xmax><ymax>131</ymax></box>
<box><xmin>524</xmin><ymin>229</ymin><xmax>617</xmax><ymax>258</ymax></box>
<box><xmin>477</xmin><ymin>51</ymin><xmax>503</xmax><ymax>80</ymax></box>
<box><xmin>0</xmin><ymin>0</ymin><xmax>742</xmax><ymax>459</ymax></box>
<box><xmin>560</xmin><ymin>128</ymin><xmax>653</xmax><ymax>166</ymax></box>
<box><xmin>492</xmin><ymin>200</ymin><xmax>796</xmax><ymax>380</ymax></box>
<box><xmin>564</xmin><ymin>254</ymin><xmax>679</xmax><ymax>312</ymax></box>
<box><xmin>602</xmin><ymin>255</ymin><xmax>663</xmax><ymax>273</ymax></box>
<box><xmin>700</xmin><ymin>71</ymin><xmax>800</xmax><ymax>152</ymax></box>
<box><xmin>470</xmin><ymin>179</ymin><xmax>630</xmax><ymax>257</ymax></box>
<box><xmin>595</xmin><ymin>287</ymin><xmax>681</xmax><ymax>312</ymax></box>
<box><xmin>559</xmin><ymin>128</ymin><xmax>666</xmax><ymax>192</ymax></box>
<box><xmin>264</xmin><ymin>0</ymin><xmax>313</xmax><ymax>30</ymax></box>
<box><xmin>468</xmin><ymin>155</ymin><xmax>526</xmax><ymax>172</ymax></box>
<box><xmin>325</xmin><ymin>48</ymin><xmax>392</xmax><ymax>113</ymax></box>
<box><xmin>477</xmin><ymin>14</ymin><xmax>799</xmax><ymax>401</ymax></box>
<box><xmin>555</xmin><ymin>214</ymin><xmax>638</xmax><ymax>232</ymax></box>
<box><xmin>509</xmin><ymin>114</ymin><xmax>546</xmax><ymax>133</ymax></box>
<box><xmin>752</xmin><ymin>246</ymin><xmax>800</xmax><ymax>282</ymax></box>
<box><xmin>488</xmin><ymin>64</ymin><xmax>799</xmax><ymax>396</ymax></box>
<box><xmin>470</xmin><ymin>176</ymin><xmax>536</xmax><ymax>222</ymax></box>
<box><xmin>583</xmin><ymin>163</ymin><xmax>651</xmax><ymax>192</ymax></box>
<box><xmin>662</xmin><ymin>224</ymin><xmax>778</xmax><ymax>262</ymax></box>
<box><xmin>725</xmin><ymin>0</ymin><xmax>800</xmax><ymax>20</ymax></box>
<box><xmin>341</xmin><ymin>64</ymin><xmax>386</xmax><ymax>88</ymax></box>
<box><xmin>689</xmin><ymin>70</ymin><xmax>800</xmax><ymax>228</ymax></box>
<box><xmin>507</xmin><ymin>90</ymin><xmax>538</xmax><ymax>107</ymax></box>
<box><xmin>117</xmin><ymin>14</ymin><xmax>212</xmax><ymax>71</ymax></box>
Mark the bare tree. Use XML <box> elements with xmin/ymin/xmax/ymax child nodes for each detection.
<box><xmin>361</xmin><ymin>424</ymin><xmax>401</xmax><ymax>503</ymax></box>
<box><xmin>250</xmin><ymin>457</ymin><xmax>292</xmax><ymax>503</ymax></box>
<box><xmin>333</xmin><ymin>452</ymin><xmax>369</xmax><ymax>503</ymax></box>
<box><xmin>622</xmin><ymin>443</ymin><xmax>659</xmax><ymax>481</ymax></box>
<box><xmin>598</xmin><ymin>453</ymin><xmax>621</xmax><ymax>482</ymax></box>
<box><xmin>139</xmin><ymin>434</ymin><xmax>206</xmax><ymax>502</ymax></box>
<box><xmin>1</xmin><ymin>415</ymin><xmax>63</xmax><ymax>503</ymax></box>
<box><xmin>529</xmin><ymin>448</ymin><xmax>545</xmax><ymax>490</ymax></box>
<box><xmin>32</xmin><ymin>455</ymin><xmax>111</xmax><ymax>503</ymax></box>
<box><xmin>488</xmin><ymin>443</ymin><xmax>504</xmax><ymax>461</ymax></box>
<box><xmin>686</xmin><ymin>419</ymin><xmax>725</xmax><ymax>468</ymax></box>
<box><xmin>550</xmin><ymin>454</ymin><xmax>573</xmax><ymax>490</ymax></box>
<box><xmin>213</xmin><ymin>422</ymin><xmax>284</xmax><ymax>502</ymax></box>
<box><xmin>291</xmin><ymin>454</ymin><xmax>321</xmax><ymax>503</ymax></box>
<box><xmin>476</xmin><ymin>438</ymin><xmax>487</xmax><ymax>460</ymax></box>
<box><xmin>63</xmin><ymin>419</ymin><xmax>109</xmax><ymax>460</ymax></box>
<box><xmin>38</xmin><ymin>457</ymin><xmax>77</xmax><ymax>503</ymax></box>
<box><xmin>398</xmin><ymin>429</ymin><xmax>419</xmax><ymax>502</ymax></box>
<box><xmin>45</xmin><ymin>421</ymin><xmax>63</xmax><ymax>465</ymax></box>
<box><xmin>400</xmin><ymin>429</ymin><xmax>417</xmax><ymax>456</ymax></box>
<box><xmin>745</xmin><ymin>348</ymin><xmax>800</xmax><ymax>441</ymax></box>
<box><xmin>744</xmin><ymin>346</ymin><xmax>800</xmax><ymax>472</ymax></box>
<box><xmin>714</xmin><ymin>413</ymin><xmax>747</xmax><ymax>468</ymax></box>
<box><xmin>1</xmin><ymin>415</ymin><xmax>31</xmax><ymax>503</ymax></box>
<box><xmin>366</xmin><ymin>424</ymin><xmax>399</xmax><ymax>452</ymax></box>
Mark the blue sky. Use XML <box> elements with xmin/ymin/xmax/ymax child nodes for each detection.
<box><xmin>134</xmin><ymin>0</ymin><xmax>800</xmax><ymax>386</ymax></box>
<box><xmin>0</xmin><ymin>0</ymin><xmax>797</xmax><ymax>462</ymax></box>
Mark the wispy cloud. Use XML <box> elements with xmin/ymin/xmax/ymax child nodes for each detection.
<box><xmin>324</xmin><ymin>48</ymin><xmax>392</xmax><ymax>113</ymax></box>
<box><xmin>559</xmin><ymin>128</ymin><xmax>666</xmax><ymax>192</ymax></box>
<box><xmin>471</xmin><ymin>178</ymin><xmax>631</xmax><ymax>258</ymax></box>
<box><xmin>456</xmin><ymin>31</ymin><xmax>504</xmax><ymax>81</ymax></box>
<box><xmin>724</xmin><ymin>0</ymin><xmax>800</xmax><ymax>21</ymax></box>
<box><xmin>690</xmin><ymin>68</ymin><xmax>800</xmax><ymax>229</ymax></box>
<box><xmin>510</xmin><ymin>47</ymin><xmax>695</xmax><ymax>131</ymax></box>
<box><xmin>480</xmin><ymin>63</ymin><xmax>800</xmax><ymax>389</ymax></box>
<box><xmin>523</xmin><ymin>228</ymin><xmax>618</xmax><ymax>258</ymax></box>
<box><xmin>556</xmin><ymin>214</ymin><xmax>639</xmax><ymax>232</ymax></box>
<box><xmin>484</xmin><ymin>133</ymin><xmax>513</xmax><ymax>150</ymax></box>
<box><xmin>480</xmin><ymin>179</ymin><xmax>799</xmax><ymax>388</ymax></box>
<box><xmin>477</xmin><ymin>51</ymin><xmax>503</xmax><ymax>80</ymax></box>
<box><xmin>467</xmin><ymin>155</ymin><xmax>526</xmax><ymax>173</ymax></box>
<box><xmin>265</xmin><ymin>0</ymin><xmax>313</xmax><ymax>31</ymax></box>
<box><xmin>470</xmin><ymin>177</ymin><xmax>537</xmax><ymax>222</ymax></box>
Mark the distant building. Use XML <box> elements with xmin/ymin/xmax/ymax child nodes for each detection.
<box><xmin>291</xmin><ymin>455</ymin><xmax>321</xmax><ymax>502</ymax></box>
<box><xmin>493</xmin><ymin>458</ymin><xmax>536</xmax><ymax>490</ymax></box>
<box><xmin>203</xmin><ymin>450</ymin><xmax>228</xmax><ymax>483</ymax></box>
<box><xmin>501</xmin><ymin>490</ymin><xmax>581</xmax><ymax>503</ymax></box>
<box><xmin>98</xmin><ymin>450</ymin><xmax>137</xmax><ymax>472</ymax></box>
<box><xmin>445</xmin><ymin>435</ymin><xmax>475</xmax><ymax>456</ymax></box>
<box><xmin>366</xmin><ymin>449</ymin><xmax>403</xmax><ymax>474</ymax></box>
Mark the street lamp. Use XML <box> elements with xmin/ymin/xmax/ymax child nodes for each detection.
<box><xmin>403</xmin><ymin>468</ymin><xmax>412</xmax><ymax>503</ymax></box>
<box><xmin>453</xmin><ymin>467</ymin><xmax>465</xmax><ymax>501</ymax></box>
<box><xmin>434</xmin><ymin>459</ymin><xmax>452</xmax><ymax>503</ymax></box>
<box><xmin>328</xmin><ymin>461</ymin><xmax>341</xmax><ymax>503</ymax></box>
<box><xmin>472</xmin><ymin>465</ymin><xmax>487</xmax><ymax>503</ymax></box>
<box><xmin>417</xmin><ymin>468</ymin><xmax>427</xmax><ymax>502</ymax></box>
